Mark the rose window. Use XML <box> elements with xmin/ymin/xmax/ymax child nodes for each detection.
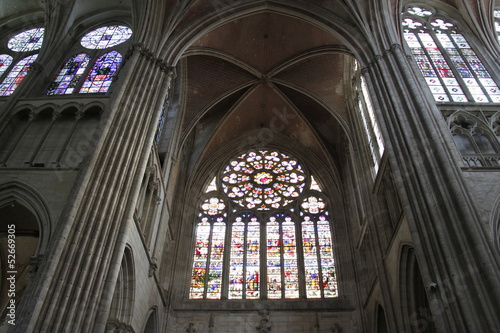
<box><xmin>221</xmin><ymin>150</ymin><xmax>306</xmax><ymax>210</ymax></box>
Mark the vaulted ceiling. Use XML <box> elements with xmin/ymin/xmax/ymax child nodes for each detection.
<box><xmin>179</xmin><ymin>11</ymin><xmax>354</xmax><ymax>173</ymax></box>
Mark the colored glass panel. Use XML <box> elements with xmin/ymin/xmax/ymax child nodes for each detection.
<box><xmin>267</xmin><ymin>219</ymin><xmax>282</xmax><ymax>299</ymax></box>
<box><xmin>8</xmin><ymin>28</ymin><xmax>44</xmax><ymax>52</ymax></box>
<box><xmin>207</xmin><ymin>221</ymin><xmax>225</xmax><ymax>299</ymax></box>
<box><xmin>229</xmin><ymin>220</ymin><xmax>245</xmax><ymax>299</ymax></box>
<box><xmin>403</xmin><ymin>6</ymin><xmax>500</xmax><ymax>103</ymax></box>
<box><xmin>46</xmin><ymin>53</ymin><xmax>90</xmax><ymax>95</ymax></box>
<box><xmin>282</xmin><ymin>218</ymin><xmax>298</xmax><ymax>298</ymax></box>
<box><xmin>0</xmin><ymin>55</ymin><xmax>13</xmax><ymax>77</ymax></box>
<box><xmin>0</xmin><ymin>54</ymin><xmax>38</xmax><ymax>96</ymax></box>
<box><xmin>246</xmin><ymin>219</ymin><xmax>260</xmax><ymax>299</ymax></box>
<box><xmin>80</xmin><ymin>25</ymin><xmax>132</xmax><ymax>49</ymax></box>
<box><xmin>302</xmin><ymin>217</ymin><xmax>319</xmax><ymax>297</ymax></box>
<box><xmin>201</xmin><ymin>197</ymin><xmax>225</xmax><ymax>215</ymax></box>
<box><xmin>317</xmin><ymin>217</ymin><xmax>337</xmax><ymax>298</ymax></box>
<box><xmin>310</xmin><ymin>175</ymin><xmax>322</xmax><ymax>191</ymax></box>
<box><xmin>301</xmin><ymin>196</ymin><xmax>326</xmax><ymax>214</ymax></box>
<box><xmin>206</xmin><ymin>177</ymin><xmax>217</xmax><ymax>192</ymax></box>
<box><xmin>189</xmin><ymin>221</ymin><xmax>211</xmax><ymax>299</ymax></box>
<box><xmin>80</xmin><ymin>51</ymin><xmax>122</xmax><ymax>93</ymax></box>
<box><xmin>221</xmin><ymin>150</ymin><xmax>306</xmax><ymax>210</ymax></box>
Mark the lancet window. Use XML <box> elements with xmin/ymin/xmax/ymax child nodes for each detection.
<box><xmin>46</xmin><ymin>25</ymin><xmax>131</xmax><ymax>95</ymax></box>
<box><xmin>402</xmin><ymin>6</ymin><xmax>500</xmax><ymax>103</ymax></box>
<box><xmin>0</xmin><ymin>28</ymin><xmax>44</xmax><ymax>96</ymax></box>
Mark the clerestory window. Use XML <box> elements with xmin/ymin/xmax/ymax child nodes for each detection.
<box><xmin>402</xmin><ymin>6</ymin><xmax>500</xmax><ymax>103</ymax></box>
<box><xmin>0</xmin><ymin>28</ymin><xmax>44</xmax><ymax>96</ymax></box>
<box><xmin>46</xmin><ymin>25</ymin><xmax>131</xmax><ymax>95</ymax></box>
<box><xmin>189</xmin><ymin>150</ymin><xmax>338</xmax><ymax>300</ymax></box>
<box><xmin>494</xmin><ymin>10</ymin><xmax>500</xmax><ymax>44</ymax></box>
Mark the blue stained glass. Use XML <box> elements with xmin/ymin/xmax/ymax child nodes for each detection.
<box><xmin>0</xmin><ymin>54</ymin><xmax>38</xmax><ymax>96</ymax></box>
<box><xmin>0</xmin><ymin>55</ymin><xmax>13</xmax><ymax>77</ymax></box>
<box><xmin>46</xmin><ymin>53</ymin><xmax>91</xmax><ymax>95</ymax></box>
<box><xmin>79</xmin><ymin>51</ymin><xmax>122</xmax><ymax>93</ymax></box>
<box><xmin>80</xmin><ymin>25</ymin><xmax>132</xmax><ymax>49</ymax></box>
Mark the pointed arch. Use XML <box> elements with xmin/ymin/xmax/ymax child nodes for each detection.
<box><xmin>0</xmin><ymin>181</ymin><xmax>51</xmax><ymax>255</ymax></box>
<box><xmin>79</xmin><ymin>51</ymin><xmax>122</xmax><ymax>93</ymax></box>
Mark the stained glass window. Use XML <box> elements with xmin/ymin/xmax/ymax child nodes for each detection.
<box><xmin>189</xmin><ymin>196</ymin><xmax>227</xmax><ymax>300</ymax></box>
<box><xmin>229</xmin><ymin>215</ymin><xmax>260</xmax><ymax>299</ymax></box>
<box><xmin>8</xmin><ymin>28</ymin><xmax>44</xmax><ymax>52</ymax></box>
<box><xmin>189</xmin><ymin>150</ymin><xmax>338</xmax><ymax>300</ymax></box>
<box><xmin>46</xmin><ymin>53</ymin><xmax>91</xmax><ymax>95</ymax></box>
<box><xmin>495</xmin><ymin>10</ymin><xmax>500</xmax><ymax>44</ymax></box>
<box><xmin>80</xmin><ymin>25</ymin><xmax>132</xmax><ymax>49</ymax></box>
<box><xmin>0</xmin><ymin>55</ymin><xmax>38</xmax><ymax>96</ymax></box>
<box><xmin>359</xmin><ymin>76</ymin><xmax>385</xmax><ymax>173</ymax></box>
<box><xmin>79</xmin><ymin>51</ymin><xmax>122</xmax><ymax>93</ymax></box>
<box><xmin>221</xmin><ymin>150</ymin><xmax>306</xmax><ymax>210</ymax></box>
<box><xmin>0</xmin><ymin>55</ymin><xmax>13</xmax><ymax>78</ymax></box>
<box><xmin>402</xmin><ymin>6</ymin><xmax>500</xmax><ymax>103</ymax></box>
<box><xmin>0</xmin><ymin>28</ymin><xmax>44</xmax><ymax>97</ymax></box>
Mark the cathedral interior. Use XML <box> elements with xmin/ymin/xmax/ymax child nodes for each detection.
<box><xmin>0</xmin><ymin>0</ymin><xmax>499</xmax><ymax>332</ymax></box>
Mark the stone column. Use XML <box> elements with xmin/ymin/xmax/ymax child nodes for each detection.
<box><xmin>14</xmin><ymin>43</ymin><xmax>175</xmax><ymax>332</ymax></box>
<box><xmin>362</xmin><ymin>44</ymin><xmax>500</xmax><ymax>332</ymax></box>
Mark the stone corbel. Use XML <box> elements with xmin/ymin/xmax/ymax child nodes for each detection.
<box><xmin>149</xmin><ymin>257</ymin><xmax>158</xmax><ymax>277</ymax></box>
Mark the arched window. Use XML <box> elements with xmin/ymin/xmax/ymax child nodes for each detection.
<box><xmin>494</xmin><ymin>10</ymin><xmax>500</xmax><ymax>43</ymax></box>
<box><xmin>46</xmin><ymin>25</ymin><xmax>131</xmax><ymax>95</ymax></box>
<box><xmin>0</xmin><ymin>28</ymin><xmax>44</xmax><ymax>96</ymax></box>
<box><xmin>189</xmin><ymin>150</ymin><xmax>338</xmax><ymax>300</ymax></box>
<box><xmin>359</xmin><ymin>75</ymin><xmax>384</xmax><ymax>173</ymax></box>
<box><xmin>402</xmin><ymin>6</ymin><xmax>500</xmax><ymax>103</ymax></box>
<box><xmin>80</xmin><ymin>51</ymin><xmax>122</xmax><ymax>93</ymax></box>
<box><xmin>46</xmin><ymin>53</ymin><xmax>91</xmax><ymax>95</ymax></box>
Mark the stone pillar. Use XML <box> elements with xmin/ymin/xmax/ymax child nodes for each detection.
<box><xmin>362</xmin><ymin>44</ymin><xmax>500</xmax><ymax>332</ymax></box>
<box><xmin>14</xmin><ymin>43</ymin><xmax>175</xmax><ymax>332</ymax></box>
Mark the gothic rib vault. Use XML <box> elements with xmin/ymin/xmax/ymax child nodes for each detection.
<box><xmin>0</xmin><ymin>0</ymin><xmax>499</xmax><ymax>332</ymax></box>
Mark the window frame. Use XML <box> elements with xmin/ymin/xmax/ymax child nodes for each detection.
<box><xmin>188</xmin><ymin>152</ymin><xmax>339</xmax><ymax>302</ymax></box>
<box><xmin>402</xmin><ymin>5</ymin><xmax>500</xmax><ymax>104</ymax></box>
<box><xmin>45</xmin><ymin>23</ymin><xmax>131</xmax><ymax>96</ymax></box>
<box><xmin>0</xmin><ymin>26</ymin><xmax>44</xmax><ymax>97</ymax></box>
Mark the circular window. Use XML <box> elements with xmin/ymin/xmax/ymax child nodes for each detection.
<box><xmin>221</xmin><ymin>150</ymin><xmax>306</xmax><ymax>210</ymax></box>
<box><xmin>80</xmin><ymin>25</ymin><xmax>132</xmax><ymax>49</ymax></box>
<box><xmin>8</xmin><ymin>28</ymin><xmax>44</xmax><ymax>52</ymax></box>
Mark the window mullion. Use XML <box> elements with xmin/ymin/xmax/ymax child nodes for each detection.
<box><xmin>279</xmin><ymin>220</ymin><xmax>285</xmax><ymax>299</ymax></box>
<box><xmin>242</xmin><ymin>220</ymin><xmax>248</xmax><ymax>299</ymax></box>
<box><xmin>221</xmin><ymin>218</ymin><xmax>232</xmax><ymax>300</ymax></box>
<box><xmin>449</xmin><ymin>34</ymin><xmax>493</xmax><ymax>102</ymax></box>
<box><xmin>260</xmin><ymin>218</ymin><xmax>268</xmax><ymax>299</ymax></box>
<box><xmin>429</xmin><ymin>29</ymin><xmax>474</xmax><ymax>101</ymax></box>
<box><xmin>313</xmin><ymin>219</ymin><xmax>325</xmax><ymax>298</ymax></box>
<box><xmin>410</xmin><ymin>27</ymin><xmax>453</xmax><ymax>101</ymax></box>
<box><xmin>296</xmin><ymin>217</ymin><xmax>307</xmax><ymax>299</ymax></box>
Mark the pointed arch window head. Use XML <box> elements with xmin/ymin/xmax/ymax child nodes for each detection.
<box><xmin>80</xmin><ymin>25</ymin><xmax>132</xmax><ymax>49</ymax></box>
<box><xmin>79</xmin><ymin>51</ymin><xmax>122</xmax><ymax>93</ymax></box>
<box><xmin>46</xmin><ymin>53</ymin><xmax>91</xmax><ymax>95</ymax></box>
<box><xmin>403</xmin><ymin>6</ymin><xmax>500</xmax><ymax>103</ymax></box>
<box><xmin>0</xmin><ymin>55</ymin><xmax>38</xmax><ymax>96</ymax></box>
<box><xmin>190</xmin><ymin>150</ymin><xmax>338</xmax><ymax>300</ymax></box>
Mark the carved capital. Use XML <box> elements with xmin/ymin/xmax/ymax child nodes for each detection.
<box><xmin>30</xmin><ymin>61</ymin><xmax>44</xmax><ymax>73</ymax></box>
